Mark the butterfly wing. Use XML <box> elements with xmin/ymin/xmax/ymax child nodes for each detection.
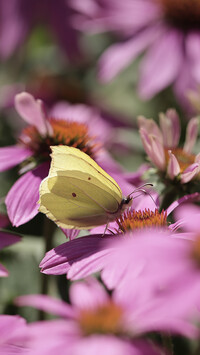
<box><xmin>39</xmin><ymin>146</ymin><xmax>122</xmax><ymax>229</ymax></box>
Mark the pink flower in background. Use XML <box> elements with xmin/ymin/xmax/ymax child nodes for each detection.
<box><xmin>0</xmin><ymin>213</ymin><xmax>21</xmax><ymax>276</ymax></box>
<box><xmin>15</xmin><ymin>278</ymin><xmax>195</xmax><ymax>355</ymax></box>
<box><xmin>0</xmin><ymin>92</ymin><xmax>120</xmax><ymax>227</ymax></box>
<box><xmin>40</xmin><ymin>192</ymin><xmax>200</xmax><ymax>289</ymax></box>
<box><xmin>71</xmin><ymin>0</ymin><xmax>200</xmax><ymax>106</ymax></box>
<box><xmin>0</xmin><ymin>0</ymin><xmax>81</xmax><ymax>60</ymax></box>
<box><xmin>138</xmin><ymin>109</ymin><xmax>200</xmax><ymax>183</ymax></box>
<box><xmin>0</xmin><ymin>315</ymin><xmax>27</xmax><ymax>354</ymax></box>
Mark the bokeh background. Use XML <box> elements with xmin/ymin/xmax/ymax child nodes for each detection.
<box><xmin>0</xmin><ymin>0</ymin><xmax>198</xmax><ymax>326</ymax></box>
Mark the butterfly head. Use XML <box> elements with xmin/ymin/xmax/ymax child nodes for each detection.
<box><xmin>120</xmin><ymin>196</ymin><xmax>133</xmax><ymax>212</ymax></box>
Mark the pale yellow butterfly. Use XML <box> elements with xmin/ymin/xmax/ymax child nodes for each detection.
<box><xmin>39</xmin><ymin>146</ymin><xmax>150</xmax><ymax>230</ymax></box>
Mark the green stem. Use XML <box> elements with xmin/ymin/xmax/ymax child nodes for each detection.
<box><xmin>39</xmin><ymin>218</ymin><xmax>56</xmax><ymax>320</ymax></box>
<box><xmin>161</xmin><ymin>333</ymin><xmax>174</xmax><ymax>355</ymax></box>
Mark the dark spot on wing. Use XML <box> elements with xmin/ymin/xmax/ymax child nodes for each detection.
<box><xmin>72</xmin><ymin>192</ymin><xmax>76</xmax><ymax>197</ymax></box>
<box><xmin>88</xmin><ymin>177</ymin><xmax>91</xmax><ymax>180</ymax></box>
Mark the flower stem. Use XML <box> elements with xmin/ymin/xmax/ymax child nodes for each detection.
<box><xmin>39</xmin><ymin>217</ymin><xmax>56</xmax><ymax>320</ymax></box>
<box><xmin>161</xmin><ymin>333</ymin><xmax>174</xmax><ymax>355</ymax></box>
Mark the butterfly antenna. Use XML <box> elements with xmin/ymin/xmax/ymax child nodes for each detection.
<box><xmin>128</xmin><ymin>183</ymin><xmax>157</xmax><ymax>208</ymax></box>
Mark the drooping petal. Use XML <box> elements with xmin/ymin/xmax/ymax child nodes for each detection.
<box><xmin>181</xmin><ymin>163</ymin><xmax>199</xmax><ymax>184</ymax></box>
<box><xmin>167</xmin><ymin>151</ymin><xmax>180</xmax><ymax>179</ymax></box>
<box><xmin>166</xmin><ymin>192</ymin><xmax>200</xmax><ymax>216</ymax></box>
<box><xmin>139</xmin><ymin>28</ymin><xmax>183</xmax><ymax>99</ymax></box>
<box><xmin>98</xmin><ymin>25</ymin><xmax>159</xmax><ymax>82</ymax></box>
<box><xmin>186</xmin><ymin>31</ymin><xmax>200</xmax><ymax>83</ymax></box>
<box><xmin>0</xmin><ymin>0</ymin><xmax>31</xmax><ymax>59</ymax></box>
<box><xmin>16</xmin><ymin>295</ymin><xmax>75</xmax><ymax>319</ymax></box>
<box><xmin>183</xmin><ymin>117</ymin><xmax>199</xmax><ymax>153</ymax></box>
<box><xmin>46</xmin><ymin>0</ymin><xmax>81</xmax><ymax>61</ymax></box>
<box><xmin>40</xmin><ymin>235</ymin><xmax>112</xmax><ymax>276</ymax></box>
<box><xmin>6</xmin><ymin>162</ymin><xmax>49</xmax><ymax>227</ymax></box>
<box><xmin>15</xmin><ymin>92</ymin><xmax>51</xmax><ymax>136</ymax></box>
<box><xmin>173</xmin><ymin>56</ymin><xmax>197</xmax><ymax>114</ymax></box>
<box><xmin>0</xmin><ymin>145</ymin><xmax>32</xmax><ymax>172</ymax></box>
<box><xmin>0</xmin><ymin>231</ymin><xmax>21</xmax><ymax>250</ymax></box>
<box><xmin>159</xmin><ymin>109</ymin><xmax>180</xmax><ymax>149</ymax></box>
<box><xmin>174</xmin><ymin>204</ymin><xmax>200</xmax><ymax>233</ymax></box>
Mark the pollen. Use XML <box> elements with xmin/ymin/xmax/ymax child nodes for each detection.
<box><xmin>157</xmin><ymin>0</ymin><xmax>200</xmax><ymax>30</ymax></box>
<box><xmin>116</xmin><ymin>208</ymin><xmax>167</xmax><ymax>233</ymax></box>
<box><xmin>19</xmin><ymin>119</ymin><xmax>99</xmax><ymax>162</ymax></box>
<box><xmin>165</xmin><ymin>148</ymin><xmax>195</xmax><ymax>173</ymax></box>
<box><xmin>78</xmin><ymin>302</ymin><xmax>124</xmax><ymax>336</ymax></box>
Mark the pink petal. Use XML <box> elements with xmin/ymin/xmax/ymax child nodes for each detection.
<box><xmin>183</xmin><ymin>117</ymin><xmax>199</xmax><ymax>154</ymax></box>
<box><xmin>149</xmin><ymin>135</ymin><xmax>165</xmax><ymax>170</ymax></box>
<box><xmin>138</xmin><ymin>116</ymin><xmax>163</xmax><ymax>142</ymax></box>
<box><xmin>139</xmin><ymin>28</ymin><xmax>183</xmax><ymax>99</ymax></box>
<box><xmin>0</xmin><ymin>1</ymin><xmax>30</xmax><ymax>59</ymax></box>
<box><xmin>0</xmin><ymin>213</ymin><xmax>9</xmax><ymax>228</ymax></box>
<box><xmin>0</xmin><ymin>315</ymin><xmax>26</xmax><ymax>342</ymax></box>
<box><xmin>180</xmin><ymin>163</ymin><xmax>199</xmax><ymax>184</ymax></box>
<box><xmin>40</xmin><ymin>235</ymin><xmax>112</xmax><ymax>276</ymax></box>
<box><xmin>0</xmin><ymin>145</ymin><xmax>32</xmax><ymax>172</ymax></box>
<box><xmin>186</xmin><ymin>31</ymin><xmax>200</xmax><ymax>83</ymax></box>
<box><xmin>166</xmin><ymin>192</ymin><xmax>200</xmax><ymax>216</ymax></box>
<box><xmin>61</xmin><ymin>229</ymin><xmax>79</xmax><ymax>241</ymax></box>
<box><xmin>174</xmin><ymin>204</ymin><xmax>200</xmax><ymax>233</ymax></box>
<box><xmin>69</xmin><ymin>278</ymin><xmax>108</xmax><ymax>310</ymax></box>
<box><xmin>0</xmin><ymin>231</ymin><xmax>21</xmax><ymax>250</ymax></box>
<box><xmin>6</xmin><ymin>162</ymin><xmax>49</xmax><ymax>227</ymax></box>
<box><xmin>159</xmin><ymin>109</ymin><xmax>180</xmax><ymax>148</ymax></box>
<box><xmin>0</xmin><ymin>264</ymin><xmax>8</xmax><ymax>277</ymax></box>
<box><xmin>173</xmin><ymin>56</ymin><xmax>197</xmax><ymax>113</ymax></box>
<box><xmin>167</xmin><ymin>151</ymin><xmax>180</xmax><ymax>179</ymax></box>
<box><xmin>98</xmin><ymin>25</ymin><xmax>159</xmax><ymax>82</ymax></box>
<box><xmin>16</xmin><ymin>295</ymin><xmax>75</xmax><ymax>319</ymax></box>
<box><xmin>15</xmin><ymin>92</ymin><xmax>51</xmax><ymax>136</ymax></box>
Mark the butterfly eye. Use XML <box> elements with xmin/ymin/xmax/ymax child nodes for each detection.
<box><xmin>72</xmin><ymin>193</ymin><xmax>77</xmax><ymax>197</ymax></box>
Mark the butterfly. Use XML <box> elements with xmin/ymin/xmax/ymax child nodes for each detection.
<box><xmin>39</xmin><ymin>146</ymin><xmax>151</xmax><ymax>231</ymax></box>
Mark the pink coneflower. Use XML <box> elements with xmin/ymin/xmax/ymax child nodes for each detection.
<box><xmin>0</xmin><ymin>0</ymin><xmax>81</xmax><ymax>60</ymax></box>
<box><xmin>15</xmin><ymin>278</ymin><xmax>195</xmax><ymax>355</ymax></box>
<box><xmin>71</xmin><ymin>0</ymin><xmax>200</xmax><ymax>107</ymax></box>
<box><xmin>138</xmin><ymin>109</ymin><xmax>200</xmax><ymax>184</ymax></box>
<box><xmin>0</xmin><ymin>213</ymin><xmax>21</xmax><ymax>276</ymax></box>
<box><xmin>40</xmin><ymin>193</ymin><xmax>199</xmax><ymax>289</ymax></box>
<box><xmin>0</xmin><ymin>92</ymin><xmax>117</xmax><ymax>227</ymax></box>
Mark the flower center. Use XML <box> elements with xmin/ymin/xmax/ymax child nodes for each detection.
<box><xmin>116</xmin><ymin>208</ymin><xmax>167</xmax><ymax>233</ymax></box>
<box><xmin>19</xmin><ymin>119</ymin><xmax>98</xmax><ymax>164</ymax></box>
<box><xmin>157</xmin><ymin>0</ymin><xmax>200</xmax><ymax>30</ymax></box>
<box><xmin>190</xmin><ymin>236</ymin><xmax>200</xmax><ymax>268</ymax></box>
<box><xmin>165</xmin><ymin>148</ymin><xmax>195</xmax><ymax>173</ymax></box>
<box><xmin>78</xmin><ymin>302</ymin><xmax>124</xmax><ymax>336</ymax></box>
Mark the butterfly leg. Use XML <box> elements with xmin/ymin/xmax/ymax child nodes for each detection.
<box><xmin>102</xmin><ymin>222</ymin><xmax>109</xmax><ymax>237</ymax></box>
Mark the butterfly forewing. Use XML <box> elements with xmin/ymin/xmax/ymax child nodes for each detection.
<box><xmin>50</xmin><ymin>146</ymin><xmax>122</xmax><ymax>203</ymax></box>
<box><xmin>39</xmin><ymin>146</ymin><xmax>123</xmax><ymax>229</ymax></box>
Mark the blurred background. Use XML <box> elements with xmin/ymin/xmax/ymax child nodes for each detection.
<box><xmin>0</xmin><ymin>0</ymin><xmax>197</xmax><ymax>323</ymax></box>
